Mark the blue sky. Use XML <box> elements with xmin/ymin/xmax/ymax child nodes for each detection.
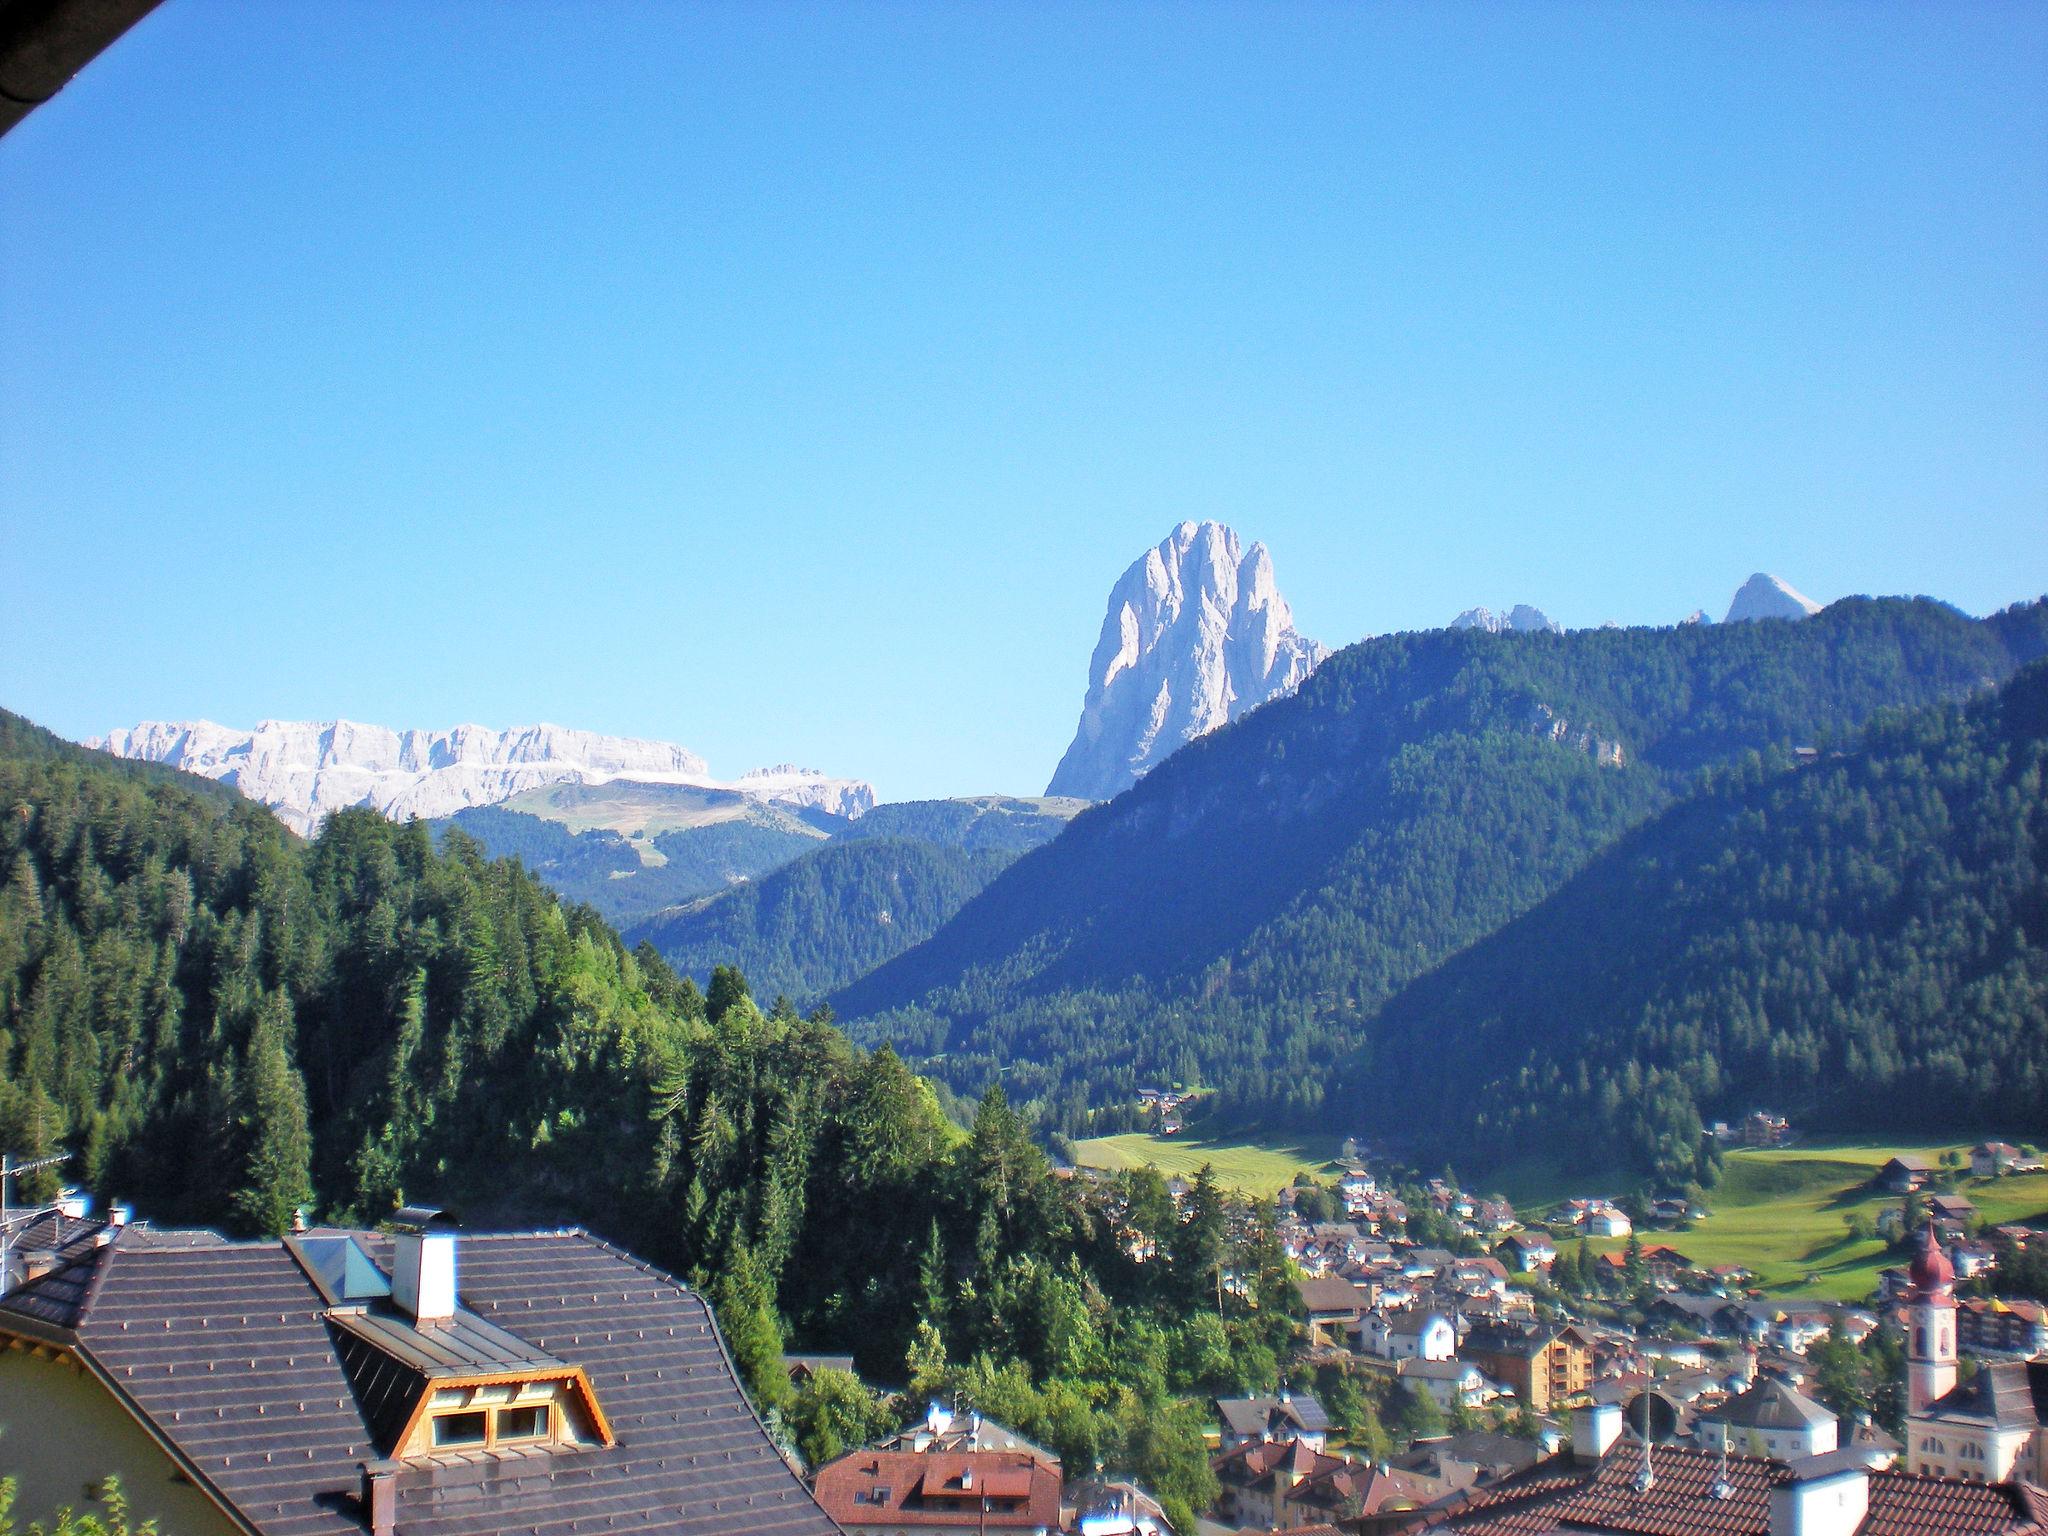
<box><xmin>3</xmin><ymin>2</ymin><xmax>2043</xmax><ymax>802</ymax></box>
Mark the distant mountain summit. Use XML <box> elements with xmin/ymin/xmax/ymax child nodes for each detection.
<box><xmin>1046</xmin><ymin>521</ymin><xmax>1326</xmax><ymax>801</ymax></box>
<box><xmin>1725</xmin><ymin>572</ymin><xmax>1823</xmax><ymax>623</ymax></box>
<box><xmin>90</xmin><ymin>718</ymin><xmax>874</xmax><ymax>836</ymax></box>
<box><xmin>1450</xmin><ymin>604</ymin><xmax>1562</xmax><ymax>635</ymax></box>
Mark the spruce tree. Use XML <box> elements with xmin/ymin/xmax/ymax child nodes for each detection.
<box><xmin>231</xmin><ymin>995</ymin><xmax>314</xmax><ymax>1237</ymax></box>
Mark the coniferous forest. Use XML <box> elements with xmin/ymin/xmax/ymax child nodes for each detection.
<box><xmin>0</xmin><ymin>710</ymin><xmax>1298</xmax><ymax>1527</ymax></box>
<box><xmin>832</xmin><ymin>598</ymin><xmax>2048</xmax><ymax>1155</ymax></box>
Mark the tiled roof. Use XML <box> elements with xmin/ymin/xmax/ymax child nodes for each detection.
<box><xmin>1701</xmin><ymin>1379</ymin><xmax>1834</xmax><ymax>1430</ymax></box>
<box><xmin>811</xmin><ymin>1447</ymin><xmax>1061</xmax><ymax>1529</ymax></box>
<box><xmin>1423</xmin><ymin>1443</ymin><xmax>2048</xmax><ymax>1536</ymax></box>
<box><xmin>1215</xmin><ymin>1391</ymin><xmax>1331</xmax><ymax>1437</ymax></box>
<box><xmin>1921</xmin><ymin>1359</ymin><xmax>2048</xmax><ymax>1431</ymax></box>
<box><xmin>0</xmin><ymin>1226</ymin><xmax>838</xmax><ymax>1536</ymax></box>
<box><xmin>1297</xmin><ymin>1275</ymin><xmax>1368</xmax><ymax>1313</ymax></box>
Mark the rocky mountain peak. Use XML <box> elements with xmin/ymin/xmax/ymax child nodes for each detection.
<box><xmin>1725</xmin><ymin>573</ymin><xmax>1822</xmax><ymax>623</ymax></box>
<box><xmin>1450</xmin><ymin>604</ymin><xmax>1562</xmax><ymax>635</ymax></box>
<box><xmin>1046</xmin><ymin>522</ymin><xmax>1326</xmax><ymax>801</ymax></box>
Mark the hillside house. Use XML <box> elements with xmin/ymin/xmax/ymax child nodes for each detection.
<box><xmin>1400</xmin><ymin>1355</ymin><xmax>1500</xmax><ymax>1412</ymax></box>
<box><xmin>1877</xmin><ymin>1156</ymin><xmax>1933</xmax><ymax>1194</ymax></box>
<box><xmin>1641</xmin><ymin>1244</ymin><xmax>1696</xmax><ymax>1288</ymax></box>
<box><xmin>1362</xmin><ymin>1307</ymin><xmax>1458</xmax><ymax>1362</ymax></box>
<box><xmin>1586</xmin><ymin>1206</ymin><xmax>1633</xmax><ymax>1239</ymax></box>
<box><xmin>0</xmin><ymin>1214</ymin><xmax>838</xmax><ymax>1536</ymax></box>
<box><xmin>1740</xmin><ymin>1111</ymin><xmax>1792</xmax><ymax>1147</ymax></box>
<box><xmin>1971</xmin><ymin>1142</ymin><xmax>2023</xmax><ymax>1178</ymax></box>
<box><xmin>1297</xmin><ymin>1274</ymin><xmax>1370</xmax><ymax>1347</ymax></box>
<box><xmin>1499</xmin><ymin>1233</ymin><xmax>1556</xmax><ymax>1273</ymax></box>
<box><xmin>1210</xmin><ymin>1437</ymin><xmax>1346</xmax><ymax>1531</ymax></box>
<box><xmin>784</xmin><ymin>1351</ymin><xmax>857</xmax><ymax>1386</ymax></box>
<box><xmin>1924</xmin><ymin>1192</ymin><xmax>1977</xmax><ymax>1236</ymax></box>
<box><xmin>1474</xmin><ymin>1197</ymin><xmax>1518</xmax><ymax>1231</ymax></box>
<box><xmin>1697</xmin><ymin>1379</ymin><xmax>1840</xmax><ymax>1461</ymax></box>
<box><xmin>1214</xmin><ymin>1391</ymin><xmax>1330</xmax><ymax>1452</ymax></box>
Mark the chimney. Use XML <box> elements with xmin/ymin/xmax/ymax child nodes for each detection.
<box><xmin>1572</xmin><ymin>1401</ymin><xmax>1623</xmax><ymax>1461</ymax></box>
<box><xmin>359</xmin><ymin>1460</ymin><xmax>397</xmax><ymax>1536</ymax></box>
<box><xmin>1770</xmin><ymin>1455</ymin><xmax>1869</xmax><ymax>1536</ymax></box>
<box><xmin>389</xmin><ymin>1207</ymin><xmax>456</xmax><ymax>1323</ymax></box>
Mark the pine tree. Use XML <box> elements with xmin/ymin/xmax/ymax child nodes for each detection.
<box><xmin>231</xmin><ymin>994</ymin><xmax>315</xmax><ymax>1237</ymax></box>
<box><xmin>710</xmin><ymin>1243</ymin><xmax>791</xmax><ymax>1414</ymax></box>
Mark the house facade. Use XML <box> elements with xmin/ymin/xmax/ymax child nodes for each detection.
<box><xmin>1462</xmin><ymin>1321</ymin><xmax>1591</xmax><ymax>1414</ymax></box>
<box><xmin>1695</xmin><ymin>1379</ymin><xmax>1839</xmax><ymax>1461</ymax></box>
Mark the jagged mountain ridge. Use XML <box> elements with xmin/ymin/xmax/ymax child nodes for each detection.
<box><xmin>1451</xmin><ymin>604</ymin><xmax>1562</xmax><ymax>635</ymax></box>
<box><xmin>1046</xmin><ymin>522</ymin><xmax>1326</xmax><ymax>801</ymax></box>
<box><xmin>90</xmin><ymin>718</ymin><xmax>874</xmax><ymax>836</ymax></box>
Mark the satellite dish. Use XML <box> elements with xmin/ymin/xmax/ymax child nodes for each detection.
<box><xmin>1622</xmin><ymin>1390</ymin><xmax>1682</xmax><ymax>1446</ymax></box>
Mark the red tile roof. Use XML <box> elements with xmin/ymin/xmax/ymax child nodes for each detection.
<box><xmin>812</xmin><ymin>1447</ymin><xmax>1062</xmax><ymax>1530</ymax></box>
<box><xmin>1424</xmin><ymin>1445</ymin><xmax>2047</xmax><ymax>1536</ymax></box>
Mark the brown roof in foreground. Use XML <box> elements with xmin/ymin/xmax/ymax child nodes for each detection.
<box><xmin>1423</xmin><ymin>1443</ymin><xmax>2048</xmax><ymax>1536</ymax></box>
<box><xmin>0</xmin><ymin>1226</ymin><xmax>837</xmax><ymax>1536</ymax></box>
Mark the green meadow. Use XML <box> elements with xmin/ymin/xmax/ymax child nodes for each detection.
<box><xmin>1584</xmin><ymin>1142</ymin><xmax>2048</xmax><ymax>1301</ymax></box>
<box><xmin>1071</xmin><ymin>1131</ymin><xmax>1343</xmax><ymax>1195</ymax></box>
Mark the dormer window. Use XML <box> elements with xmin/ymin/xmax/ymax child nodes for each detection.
<box><xmin>413</xmin><ymin>1379</ymin><xmax>584</xmax><ymax>1455</ymax></box>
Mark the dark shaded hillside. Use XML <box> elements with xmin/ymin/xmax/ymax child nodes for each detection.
<box><xmin>625</xmin><ymin>838</ymin><xmax>1013</xmax><ymax>1005</ymax></box>
<box><xmin>0</xmin><ymin>708</ymin><xmax>250</xmax><ymax>813</ymax></box>
<box><xmin>834</xmin><ymin>598</ymin><xmax>2048</xmax><ymax>1128</ymax></box>
<box><xmin>839</xmin><ymin>795</ymin><xmax>1088</xmax><ymax>853</ymax></box>
<box><xmin>1336</xmin><ymin>658</ymin><xmax>2048</xmax><ymax>1182</ymax></box>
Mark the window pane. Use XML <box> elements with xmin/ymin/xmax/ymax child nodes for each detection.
<box><xmin>497</xmin><ymin>1404</ymin><xmax>551</xmax><ymax>1442</ymax></box>
<box><xmin>433</xmin><ymin>1411</ymin><xmax>489</xmax><ymax>1448</ymax></box>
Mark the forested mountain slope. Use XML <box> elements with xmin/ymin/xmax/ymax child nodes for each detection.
<box><xmin>834</xmin><ymin>598</ymin><xmax>2048</xmax><ymax>1128</ymax></box>
<box><xmin>1334</xmin><ymin>658</ymin><xmax>2048</xmax><ymax>1182</ymax></box>
<box><xmin>624</xmin><ymin>838</ymin><xmax>1014</xmax><ymax>1005</ymax></box>
<box><xmin>0</xmin><ymin>715</ymin><xmax>1300</xmax><ymax>1519</ymax></box>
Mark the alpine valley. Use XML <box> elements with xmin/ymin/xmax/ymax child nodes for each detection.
<box><xmin>47</xmin><ymin>528</ymin><xmax>2048</xmax><ymax>1184</ymax></box>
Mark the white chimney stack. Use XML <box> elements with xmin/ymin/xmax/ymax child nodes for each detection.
<box><xmin>1572</xmin><ymin>1401</ymin><xmax>1623</xmax><ymax>1461</ymax></box>
<box><xmin>1771</xmin><ymin>1455</ymin><xmax>1869</xmax><ymax>1536</ymax></box>
<box><xmin>390</xmin><ymin>1207</ymin><xmax>457</xmax><ymax>1322</ymax></box>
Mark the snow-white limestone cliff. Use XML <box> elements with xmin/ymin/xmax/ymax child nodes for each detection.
<box><xmin>1046</xmin><ymin>522</ymin><xmax>1327</xmax><ymax>802</ymax></box>
<box><xmin>90</xmin><ymin>719</ymin><xmax>875</xmax><ymax>835</ymax></box>
<box><xmin>1450</xmin><ymin>604</ymin><xmax>1562</xmax><ymax>635</ymax></box>
<box><xmin>1724</xmin><ymin>573</ymin><xmax>1823</xmax><ymax>623</ymax></box>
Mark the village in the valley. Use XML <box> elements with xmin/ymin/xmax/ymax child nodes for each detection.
<box><xmin>7</xmin><ymin>1104</ymin><xmax>2047</xmax><ymax>1536</ymax></box>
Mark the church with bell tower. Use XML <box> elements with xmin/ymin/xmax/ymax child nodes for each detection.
<box><xmin>1904</xmin><ymin>1222</ymin><xmax>2048</xmax><ymax>1484</ymax></box>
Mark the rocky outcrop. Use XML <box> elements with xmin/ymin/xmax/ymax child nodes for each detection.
<box><xmin>1725</xmin><ymin>573</ymin><xmax>1822</xmax><ymax>623</ymax></box>
<box><xmin>1451</xmin><ymin>604</ymin><xmax>1562</xmax><ymax>635</ymax></box>
<box><xmin>90</xmin><ymin>719</ymin><xmax>874</xmax><ymax>835</ymax></box>
<box><xmin>1046</xmin><ymin>522</ymin><xmax>1326</xmax><ymax>802</ymax></box>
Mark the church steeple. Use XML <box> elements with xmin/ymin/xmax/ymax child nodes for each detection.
<box><xmin>1905</xmin><ymin>1223</ymin><xmax>1957</xmax><ymax>1413</ymax></box>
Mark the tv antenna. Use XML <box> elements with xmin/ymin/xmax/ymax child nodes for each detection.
<box><xmin>1622</xmin><ymin>1377</ymin><xmax>1679</xmax><ymax>1498</ymax></box>
<box><xmin>0</xmin><ymin>1150</ymin><xmax>72</xmax><ymax>1295</ymax></box>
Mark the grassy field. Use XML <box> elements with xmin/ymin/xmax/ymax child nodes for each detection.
<box><xmin>1071</xmin><ymin>1132</ymin><xmax>1343</xmax><ymax>1195</ymax></box>
<box><xmin>1581</xmin><ymin>1142</ymin><xmax>2048</xmax><ymax>1301</ymax></box>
